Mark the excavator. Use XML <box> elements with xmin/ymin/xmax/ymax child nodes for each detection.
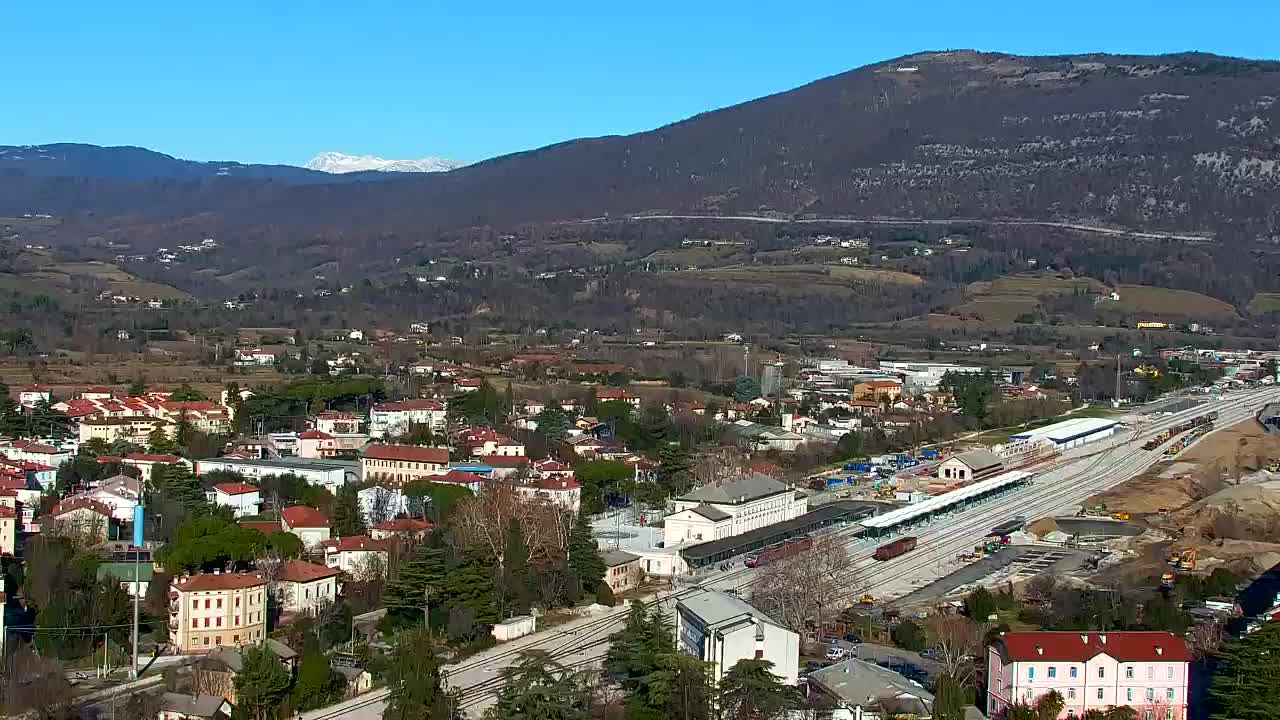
<box><xmin>1168</xmin><ymin>547</ymin><xmax>1198</xmax><ymax>571</ymax></box>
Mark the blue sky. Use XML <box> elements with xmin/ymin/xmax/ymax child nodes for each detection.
<box><xmin>3</xmin><ymin>2</ymin><xmax>1276</xmax><ymax>166</ymax></box>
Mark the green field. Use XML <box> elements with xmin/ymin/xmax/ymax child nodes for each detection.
<box><xmin>1247</xmin><ymin>293</ymin><xmax>1280</xmax><ymax>314</ymax></box>
<box><xmin>694</xmin><ymin>263</ymin><xmax>924</xmax><ymax>287</ymax></box>
<box><xmin>1113</xmin><ymin>284</ymin><xmax>1238</xmax><ymax>321</ymax></box>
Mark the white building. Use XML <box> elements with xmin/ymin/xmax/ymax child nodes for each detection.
<box><xmin>194</xmin><ymin>457</ymin><xmax>359</xmax><ymax>495</ymax></box>
<box><xmin>664</xmin><ymin>473</ymin><xmax>807</xmax><ymax>547</ymax></box>
<box><xmin>369</xmin><ymin>399</ymin><xmax>447</xmax><ymax>438</ymax></box>
<box><xmin>275</xmin><ymin>560</ymin><xmax>341</xmax><ymax>615</ymax></box>
<box><xmin>321</xmin><ymin>536</ymin><xmax>389</xmax><ymax>578</ymax></box>
<box><xmin>877</xmin><ymin>361</ymin><xmax>995</xmax><ymax>392</ymax></box>
<box><xmin>211</xmin><ymin>483</ymin><xmax>262</xmax><ymax>518</ymax></box>
<box><xmin>87</xmin><ymin>474</ymin><xmax>142</xmax><ymax>522</ymax></box>
<box><xmin>280</xmin><ymin>506</ymin><xmax>331</xmax><ymax>548</ymax></box>
<box><xmin>675</xmin><ymin>589</ymin><xmax>800</xmax><ymax>686</ymax></box>
<box><xmin>515</xmin><ymin>477</ymin><xmax>581</xmax><ymax>514</ymax></box>
<box><xmin>1009</xmin><ymin>417</ymin><xmax>1119</xmax><ymax>450</ymax></box>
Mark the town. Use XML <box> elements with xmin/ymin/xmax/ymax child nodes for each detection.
<box><xmin>0</xmin><ymin>326</ymin><xmax>1276</xmax><ymax>720</ymax></box>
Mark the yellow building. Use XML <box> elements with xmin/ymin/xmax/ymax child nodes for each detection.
<box><xmin>168</xmin><ymin>572</ymin><xmax>268</xmax><ymax>652</ymax></box>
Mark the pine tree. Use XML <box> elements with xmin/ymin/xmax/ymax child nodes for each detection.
<box><xmin>605</xmin><ymin>605</ymin><xmax>674</xmax><ymax>691</ymax></box>
<box><xmin>441</xmin><ymin>549</ymin><xmax>498</xmax><ymax>624</ymax></box>
<box><xmin>148</xmin><ymin>426</ymin><xmax>179</xmax><ymax>455</ymax></box>
<box><xmin>567</xmin><ymin>513</ymin><xmax>605</xmax><ymax>599</ymax></box>
<box><xmin>383</xmin><ymin>544</ymin><xmax>447</xmax><ymax>626</ymax></box>
<box><xmin>233</xmin><ymin>645</ymin><xmax>292</xmax><ymax>720</ymax></box>
<box><xmin>150</xmin><ymin>462</ymin><xmax>206</xmax><ymax>513</ymax></box>
<box><xmin>331</xmin><ymin>484</ymin><xmax>367</xmax><ymax>538</ymax></box>
<box><xmin>1209</xmin><ymin>621</ymin><xmax>1280</xmax><ymax>719</ymax></box>
<box><xmin>486</xmin><ymin>654</ymin><xmax>590</xmax><ymax>720</ymax></box>
<box><xmin>292</xmin><ymin>650</ymin><xmax>340</xmax><ymax>710</ymax></box>
<box><xmin>500</xmin><ymin>518</ymin><xmax>532</xmax><ymax>617</ymax></box>
<box><xmin>384</xmin><ymin>628</ymin><xmax>455</xmax><ymax>720</ymax></box>
<box><xmin>629</xmin><ymin>652</ymin><xmax>715</xmax><ymax>720</ymax></box>
<box><xmin>717</xmin><ymin>659</ymin><xmax>804</xmax><ymax>720</ymax></box>
<box><xmin>127</xmin><ymin>376</ymin><xmax>146</xmax><ymax>397</ymax></box>
<box><xmin>655</xmin><ymin>443</ymin><xmax>691</xmax><ymax>497</ymax></box>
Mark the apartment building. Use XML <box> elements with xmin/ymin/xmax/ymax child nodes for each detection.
<box><xmin>360</xmin><ymin>444</ymin><xmax>450</xmax><ymax>485</ymax></box>
<box><xmin>275</xmin><ymin>560</ymin><xmax>341</xmax><ymax>615</ymax></box>
<box><xmin>168</xmin><ymin>572</ymin><xmax>268</xmax><ymax>652</ymax></box>
<box><xmin>987</xmin><ymin>631</ymin><xmax>1190</xmax><ymax>720</ymax></box>
<box><xmin>369</xmin><ymin>400</ymin><xmax>447</xmax><ymax>438</ymax></box>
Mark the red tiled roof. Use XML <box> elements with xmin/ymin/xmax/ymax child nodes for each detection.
<box><xmin>321</xmin><ymin>535</ymin><xmax>389</xmax><ymax>552</ymax></box>
<box><xmin>160</xmin><ymin>401</ymin><xmax>224</xmax><ymax>413</ymax></box>
<box><xmin>280</xmin><ymin>505</ymin><xmax>329</xmax><ymax>528</ymax></box>
<box><xmin>362</xmin><ymin>444</ymin><xmax>449</xmax><ymax>464</ymax></box>
<box><xmin>0</xmin><ymin>505</ymin><xmax>15</xmax><ymax>518</ymax></box>
<box><xmin>596</xmin><ymin>388</ymin><xmax>629</xmax><ymax>399</ymax></box>
<box><xmin>534</xmin><ymin>460</ymin><xmax>568</xmax><ymax>471</ymax></box>
<box><xmin>298</xmin><ymin>430</ymin><xmax>334</xmax><ymax>440</ymax></box>
<box><xmin>8</xmin><ymin>441</ymin><xmax>61</xmax><ymax>454</ymax></box>
<box><xmin>277</xmin><ymin>559</ymin><xmax>341</xmax><ymax>583</ymax></box>
<box><xmin>997</xmin><ymin>632</ymin><xmax>1190</xmax><ymax>663</ymax></box>
<box><xmin>239</xmin><ymin>520</ymin><xmax>282</xmax><ymax>535</ymax></box>
<box><xmin>51</xmin><ymin>497</ymin><xmax>113</xmax><ymax>517</ymax></box>
<box><xmin>125</xmin><ymin>453</ymin><xmax>183</xmax><ymax>464</ymax></box>
<box><xmin>435</xmin><ymin>469</ymin><xmax>486</xmax><ymax>485</ymax></box>
<box><xmin>172</xmin><ymin>572</ymin><xmax>267</xmax><ymax>592</ymax></box>
<box><xmin>213</xmin><ymin>482</ymin><xmax>259</xmax><ymax>496</ymax></box>
<box><xmin>532</xmin><ymin>477</ymin><xmax>580</xmax><ymax>490</ymax></box>
<box><xmin>0</xmin><ymin>489</ymin><xmax>17</xmax><ymax>497</ymax></box>
<box><xmin>371</xmin><ymin>518</ymin><xmax>431</xmax><ymax>532</ymax></box>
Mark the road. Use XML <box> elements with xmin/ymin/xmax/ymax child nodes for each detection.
<box><xmin>304</xmin><ymin>388</ymin><xmax>1276</xmax><ymax>719</ymax></box>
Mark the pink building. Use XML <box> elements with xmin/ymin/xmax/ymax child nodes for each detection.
<box><xmin>987</xmin><ymin>631</ymin><xmax>1190</xmax><ymax>720</ymax></box>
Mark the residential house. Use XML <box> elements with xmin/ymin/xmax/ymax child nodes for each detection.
<box><xmin>211</xmin><ymin>483</ymin><xmax>261</xmax><ymax>518</ymax></box>
<box><xmin>280</xmin><ymin>506</ymin><xmax>331</xmax><ymax>548</ymax></box>
<box><xmin>360</xmin><ymin>444</ymin><xmax>450</xmax><ymax>485</ymax></box>
<box><xmin>122</xmin><ymin>453</ymin><xmax>191</xmax><ymax>483</ymax></box>
<box><xmin>482</xmin><ymin>454</ymin><xmax>529</xmax><ymax>479</ymax></box>
<box><xmin>86</xmin><ymin>474</ymin><xmax>142</xmax><ymax>521</ymax></box>
<box><xmin>369</xmin><ymin>399</ymin><xmax>447</xmax><ymax>438</ymax></box>
<box><xmin>0</xmin><ymin>439</ymin><xmax>71</xmax><ymax>467</ymax></box>
<box><xmin>16</xmin><ymin>385</ymin><xmax>52</xmax><ymax>408</ymax></box>
<box><xmin>275</xmin><ymin>559</ymin><xmax>341</xmax><ymax>615</ymax></box>
<box><xmin>158</xmin><ymin>693</ymin><xmax>233</xmax><ymax>720</ymax></box>
<box><xmin>356</xmin><ymin>485</ymin><xmax>411</xmax><ymax>525</ymax></box>
<box><xmin>47</xmin><ymin>497</ymin><xmax>113</xmax><ymax>544</ymax></box>
<box><xmin>431</xmin><ymin>469</ymin><xmax>487</xmax><ymax>493</ymax></box>
<box><xmin>596</xmin><ymin>388</ymin><xmax>641</xmax><ymax>407</ymax></box>
<box><xmin>97</xmin><ymin>562</ymin><xmax>153</xmax><ymax>596</ymax></box>
<box><xmin>313</xmin><ymin>411</ymin><xmax>362</xmax><ymax>435</ymax></box>
<box><xmin>807</xmin><ymin>658</ymin><xmax>935</xmax><ymax>720</ymax></box>
<box><xmin>369</xmin><ymin>518</ymin><xmax>431</xmax><ymax>542</ymax></box>
<box><xmin>332</xmin><ymin>665</ymin><xmax>374</xmax><ymax>698</ymax></box>
<box><xmin>987</xmin><ymin>631</ymin><xmax>1190</xmax><ymax>720</ymax></box>
<box><xmin>236</xmin><ymin>348</ymin><xmax>277</xmax><ymax>365</ymax></box>
<box><xmin>516</xmin><ymin>477</ymin><xmax>582</xmax><ymax>513</ymax></box>
<box><xmin>602</xmin><ymin>550</ymin><xmax>643</xmax><ymax>594</ymax></box>
<box><xmin>320</xmin><ymin>536</ymin><xmax>390</xmax><ymax>578</ymax></box>
<box><xmin>168</xmin><ymin>572</ymin><xmax>268</xmax><ymax>652</ymax></box>
<box><xmin>664</xmin><ymin>474</ymin><xmax>807</xmax><ymax>546</ymax></box>
<box><xmin>675</xmin><ymin>588</ymin><xmax>800</xmax><ymax>686</ymax></box>
<box><xmin>195</xmin><ymin>456</ymin><xmax>358</xmax><ymax>495</ymax></box>
<box><xmin>79</xmin><ymin>416</ymin><xmax>172</xmax><ymax>447</ymax></box>
<box><xmin>0</xmin><ymin>505</ymin><xmax>14</xmax><ymax>555</ymax></box>
<box><xmin>457</xmin><ymin>427</ymin><xmax>525</xmax><ymax>457</ymax></box>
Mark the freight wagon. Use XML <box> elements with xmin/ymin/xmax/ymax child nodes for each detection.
<box><xmin>873</xmin><ymin>536</ymin><xmax>918</xmax><ymax>561</ymax></box>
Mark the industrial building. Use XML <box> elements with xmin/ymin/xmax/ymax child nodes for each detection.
<box><xmin>860</xmin><ymin>471</ymin><xmax>1032</xmax><ymax>536</ymax></box>
<box><xmin>1008</xmin><ymin>417</ymin><xmax>1119</xmax><ymax>450</ymax></box>
<box><xmin>194</xmin><ymin>457</ymin><xmax>360</xmax><ymax>494</ymax></box>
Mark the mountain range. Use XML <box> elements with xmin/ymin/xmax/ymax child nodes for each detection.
<box><xmin>2</xmin><ymin>49</ymin><xmax>1280</xmax><ymax>324</ymax></box>
<box><xmin>303</xmin><ymin>152</ymin><xmax>465</xmax><ymax>174</ymax></box>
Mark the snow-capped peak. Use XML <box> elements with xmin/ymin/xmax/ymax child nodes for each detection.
<box><xmin>304</xmin><ymin>151</ymin><xmax>465</xmax><ymax>174</ymax></box>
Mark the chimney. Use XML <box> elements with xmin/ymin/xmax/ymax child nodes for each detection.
<box><xmin>1099</xmin><ymin>633</ymin><xmax>1107</xmax><ymax>644</ymax></box>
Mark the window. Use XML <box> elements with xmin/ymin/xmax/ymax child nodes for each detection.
<box><xmin>192</xmin><ymin>600</ymin><xmax>197</xmax><ymax>609</ymax></box>
<box><xmin>217</xmin><ymin>598</ymin><xmax>223</xmax><ymax>609</ymax></box>
<box><xmin>1067</xmin><ymin>689</ymin><xmax>1076</xmax><ymax>700</ymax></box>
<box><xmin>192</xmin><ymin>619</ymin><xmax>198</xmax><ymax>628</ymax></box>
<box><xmin>236</xmin><ymin>597</ymin><xmax>240</xmax><ymax>608</ymax></box>
<box><xmin>1070</xmin><ymin>667</ymin><xmax>1079</xmax><ymax>679</ymax></box>
<box><xmin>1048</xmin><ymin>667</ymin><xmax>1057</xmax><ymax>678</ymax></box>
<box><xmin>1097</xmin><ymin>689</ymin><xmax>1104</xmax><ymax>700</ymax></box>
<box><xmin>215</xmin><ymin>636</ymin><xmax>221</xmax><ymax>645</ymax></box>
<box><xmin>1165</xmin><ymin>710</ymin><xmax>1173</xmax><ymax>720</ymax></box>
<box><xmin>204</xmin><ymin>599</ymin><xmax>210</xmax><ymax>609</ymax></box>
<box><xmin>1028</xmin><ymin>667</ymin><xmax>1035</xmax><ymax>680</ymax></box>
<box><xmin>216</xmin><ymin>618</ymin><xmax>222</xmax><ymax>627</ymax></box>
<box><xmin>1148</xmin><ymin>666</ymin><xmax>1154</xmax><ymax>680</ymax></box>
<box><xmin>204</xmin><ymin>618</ymin><xmax>210</xmax><ymax>628</ymax></box>
<box><xmin>1166</xmin><ymin>688</ymin><xmax>1175</xmax><ymax>701</ymax></box>
<box><xmin>1167</xmin><ymin>666</ymin><xmax>1174</xmax><ymax>680</ymax></box>
<box><xmin>1143</xmin><ymin>712</ymin><xmax>1153</xmax><ymax>720</ymax></box>
<box><xmin>1126</xmin><ymin>689</ymin><xmax>1133</xmax><ymax>702</ymax></box>
<box><xmin>1126</xmin><ymin>667</ymin><xmax>1134</xmax><ymax>679</ymax></box>
<box><xmin>1098</xmin><ymin>667</ymin><xmax>1105</xmax><ymax>679</ymax></box>
<box><xmin>1146</xmin><ymin>688</ymin><xmax>1154</xmax><ymax>702</ymax></box>
<box><xmin>1068</xmin><ymin>712</ymin><xmax>1075</xmax><ymax>718</ymax></box>
<box><xmin>1024</xmin><ymin>689</ymin><xmax>1032</xmax><ymax>700</ymax></box>
<box><xmin>234</xmin><ymin>635</ymin><xmax>239</xmax><ymax>643</ymax></box>
<box><xmin>203</xmin><ymin>637</ymin><xmax>210</xmax><ymax>646</ymax></box>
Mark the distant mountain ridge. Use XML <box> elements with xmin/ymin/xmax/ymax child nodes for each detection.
<box><xmin>304</xmin><ymin>151</ymin><xmax>465</xmax><ymax>174</ymax></box>
<box><xmin>0</xmin><ymin>143</ymin><xmax>333</xmax><ymax>181</ymax></box>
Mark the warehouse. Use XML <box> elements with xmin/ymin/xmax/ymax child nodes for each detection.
<box><xmin>1008</xmin><ymin>417</ymin><xmax>1119</xmax><ymax>450</ymax></box>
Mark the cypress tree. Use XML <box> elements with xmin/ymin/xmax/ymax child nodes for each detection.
<box><xmin>566</xmin><ymin>513</ymin><xmax>605</xmax><ymax>599</ymax></box>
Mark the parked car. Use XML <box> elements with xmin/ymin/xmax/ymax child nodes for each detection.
<box><xmin>843</xmin><ymin>632</ymin><xmax>863</xmax><ymax>644</ymax></box>
<box><xmin>825</xmin><ymin>646</ymin><xmax>848</xmax><ymax>660</ymax></box>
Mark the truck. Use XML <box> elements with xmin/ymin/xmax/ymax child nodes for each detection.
<box><xmin>843</xmin><ymin>462</ymin><xmax>872</xmax><ymax>473</ymax></box>
<box><xmin>873</xmin><ymin>536</ymin><xmax>918</xmax><ymax>561</ymax></box>
<box><xmin>920</xmin><ymin>449</ymin><xmax>940</xmax><ymax>460</ymax></box>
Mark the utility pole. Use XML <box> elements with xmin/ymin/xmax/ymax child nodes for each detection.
<box><xmin>130</xmin><ymin>503</ymin><xmax>143</xmax><ymax>679</ymax></box>
<box><xmin>1114</xmin><ymin>352</ymin><xmax>1122</xmax><ymax>408</ymax></box>
<box><xmin>423</xmin><ymin>586</ymin><xmax>431</xmax><ymax>633</ymax></box>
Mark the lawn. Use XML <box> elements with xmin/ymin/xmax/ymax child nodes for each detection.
<box><xmin>1247</xmin><ymin>292</ymin><xmax>1280</xmax><ymax>314</ymax></box>
<box><xmin>1114</xmin><ymin>284</ymin><xmax>1239</xmax><ymax>321</ymax></box>
<box><xmin>696</xmin><ymin>263</ymin><xmax>923</xmax><ymax>288</ymax></box>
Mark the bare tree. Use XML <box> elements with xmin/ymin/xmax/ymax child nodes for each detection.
<box><xmin>0</xmin><ymin>647</ymin><xmax>77</xmax><ymax>719</ymax></box>
<box><xmin>1186</xmin><ymin>621</ymin><xmax>1226</xmax><ymax>659</ymax></box>
<box><xmin>453</xmin><ymin>483</ymin><xmax>567</xmax><ymax>569</ymax></box>
<box><xmin>363</xmin><ymin>485</ymin><xmax>397</xmax><ymax>526</ymax></box>
<box><xmin>349</xmin><ymin>552</ymin><xmax>387</xmax><ymax>582</ymax></box>
<box><xmin>926</xmin><ymin>613</ymin><xmax>985</xmax><ymax>686</ymax></box>
<box><xmin>750</xmin><ymin>534</ymin><xmax>855</xmax><ymax>637</ymax></box>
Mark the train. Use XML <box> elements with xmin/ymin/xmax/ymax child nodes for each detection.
<box><xmin>1142</xmin><ymin>411</ymin><xmax>1219</xmax><ymax>450</ymax></box>
<box><xmin>990</xmin><ymin>516</ymin><xmax>1027</xmax><ymax>537</ymax></box>
<box><xmin>873</xmin><ymin>536</ymin><xmax>918</xmax><ymax>561</ymax></box>
<box><xmin>744</xmin><ymin>535</ymin><xmax>813</xmax><ymax>568</ymax></box>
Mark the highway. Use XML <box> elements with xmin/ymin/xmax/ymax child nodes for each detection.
<box><xmin>302</xmin><ymin>388</ymin><xmax>1277</xmax><ymax>719</ymax></box>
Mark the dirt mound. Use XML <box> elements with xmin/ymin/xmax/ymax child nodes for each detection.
<box><xmin>1088</xmin><ymin>468</ymin><xmax>1197</xmax><ymax>515</ymax></box>
<box><xmin>1026</xmin><ymin>517</ymin><xmax>1058</xmax><ymax>537</ymax></box>
<box><xmin>1178</xmin><ymin>418</ymin><xmax>1280</xmax><ymax>472</ymax></box>
<box><xmin>1173</xmin><ymin>480</ymin><xmax>1280</xmax><ymax>541</ymax></box>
